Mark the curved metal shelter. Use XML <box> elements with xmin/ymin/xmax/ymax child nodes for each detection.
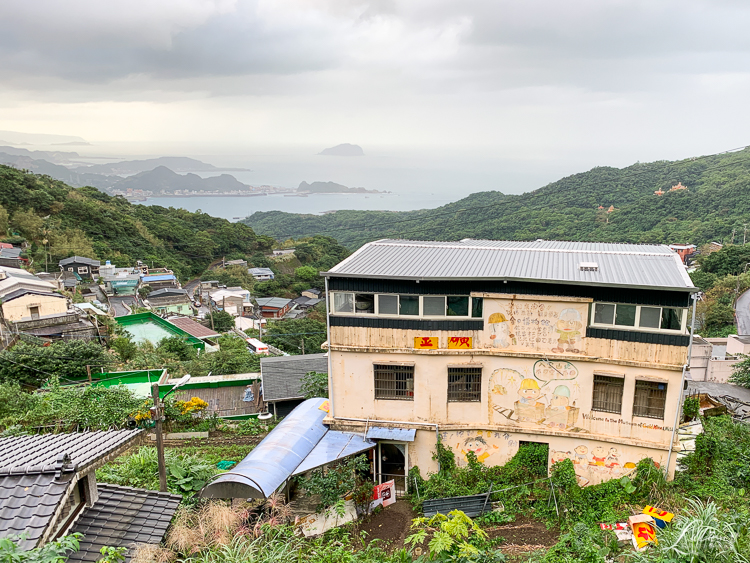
<box><xmin>201</xmin><ymin>398</ymin><xmax>374</xmax><ymax>499</ymax></box>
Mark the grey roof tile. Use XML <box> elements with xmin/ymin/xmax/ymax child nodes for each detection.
<box><xmin>261</xmin><ymin>353</ymin><xmax>328</xmax><ymax>402</ymax></box>
<box><xmin>324</xmin><ymin>239</ymin><xmax>696</xmax><ymax>291</ymax></box>
<box><xmin>68</xmin><ymin>484</ymin><xmax>181</xmax><ymax>563</ymax></box>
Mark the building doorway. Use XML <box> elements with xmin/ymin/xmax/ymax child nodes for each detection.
<box><xmin>376</xmin><ymin>442</ymin><xmax>408</xmax><ymax>496</ymax></box>
<box><xmin>29</xmin><ymin>306</ymin><xmax>40</xmax><ymax>320</ymax></box>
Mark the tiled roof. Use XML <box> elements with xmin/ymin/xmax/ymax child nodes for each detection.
<box><xmin>1</xmin><ymin>288</ymin><xmax>64</xmax><ymax>303</ymax></box>
<box><xmin>166</xmin><ymin>317</ymin><xmax>220</xmax><ymax>338</ymax></box>
<box><xmin>0</xmin><ymin>430</ymin><xmax>143</xmax><ymax>550</ymax></box>
<box><xmin>0</xmin><ymin>473</ymin><xmax>69</xmax><ymax>549</ymax></box>
<box><xmin>0</xmin><ymin>430</ymin><xmax>143</xmax><ymax>476</ymax></box>
<box><xmin>68</xmin><ymin>484</ymin><xmax>182</xmax><ymax>563</ymax></box>
<box><xmin>255</xmin><ymin>297</ymin><xmax>291</xmax><ymax>309</ymax></box>
<box><xmin>59</xmin><ymin>256</ymin><xmax>101</xmax><ymax>267</ymax></box>
<box><xmin>324</xmin><ymin>239</ymin><xmax>696</xmax><ymax>291</ymax></box>
<box><xmin>261</xmin><ymin>353</ymin><xmax>328</xmax><ymax>402</ymax></box>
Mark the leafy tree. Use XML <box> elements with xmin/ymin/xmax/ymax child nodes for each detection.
<box><xmin>294</xmin><ymin>265</ymin><xmax>318</xmax><ymax>283</ymax></box>
<box><xmin>689</xmin><ymin>270</ymin><xmax>718</xmax><ymax>292</ymax></box>
<box><xmin>0</xmin><ymin>203</ymin><xmax>8</xmax><ymax>234</ymax></box>
<box><xmin>110</xmin><ymin>336</ymin><xmax>138</xmax><ymax>362</ymax></box>
<box><xmin>0</xmin><ymin>340</ymin><xmax>114</xmax><ymax>387</ymax></box>
<box><xmin>157</xmin><ymin>336</ymin><xmax>198</xmax><ymax>362</ymax></box>
<box><xmin>201</xmin><ymin>265</ymin><xmax>254</xmax><ymax>290</ymax></box>
<box><xmin>48</xmin><ymin>228</ymin><xmax>96</xmax><ymax>261</ymax></box>
<box><xmin>188</xmin><ymin>336</ymin><xmax>260</xmax><ymax>376</ymax></box>
<box><xmin>730</xmin><ymin>354</ymin><xmax>750</xmax><ymax>388</ymax></box>
<box><xmin>263</xmin><ymin>318</ymin><xmax>327</xmax><ymax>355</ymax></box>
<box><xmin>300</xmin><ymin>371</ymin><xmax>328</xmax><ymax>398</ymax></box>
<box><xmin>698</xmin><ymin>244</ymin><xmax>750</xmax><ymax>276</ymax></box>
<box><xmin>11</xmin><ymin>209</ymin><xmax>43</xmax><ymax>240</ymax></box>
<box><xmin>207</xmin><ymin>310</ymin><xmax>235</xmax><ymax>332</ymax></box>
<box><xmin>138</xmin><ymin>284</ymin><xmax>152</xmax><ymax>299</ymax></box>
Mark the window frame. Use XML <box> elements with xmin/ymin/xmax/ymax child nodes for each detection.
<box><xmin>447</xmin><ymin>366</ymin><xmax>482</xmax><ymax>403</ymax></box>
<box><xmin>632</xmin><ymin>379</ymin><xmax>668</xmax><ymax>420</ymax></box>
<box><xmin>77</xmin><ymin>266</ymin><xmax>89</xmax><ymax>274</ymax></box>
<box><xmin>330</xmin><ymin>292</ymin><xmax>482</xmax><ymax>320</ymax></box>
<box><xmin>590</xmin><ymin>302</ymin><xmax>687</xmax><ymax>334</ymax></box>
<box><xmin>373</xmin><ymin>363</ymin><xmax>415</xmax><ymax>401</ymax></box>
<box><xmin>591</xmin><ymin>374</ymin><xmax>624</xmax><ymax>415</ymax></box>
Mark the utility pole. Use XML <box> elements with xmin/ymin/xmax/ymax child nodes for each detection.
<box><xmin>744</xmin><ymin>223</ymin><xmax>747</xmax><ymax>245</ymax></box>
<box><xmin>151</xmin><ymin>383</ymin><xmax>168</xmax><ymax>493</ymax></box>
<box><xmin>301</xmin><ymin>338</ymin><xmax>305</xmax><ymax>355</ymax></box>
<box><xmin>732</xmin><ymin>229</ymin><xmax>736</xmax><ymax>244</ymax></box>
<box><xmin>151</xmin><ymin>374</ymin><xmax>191</xmax><ymax>494</ymax></box>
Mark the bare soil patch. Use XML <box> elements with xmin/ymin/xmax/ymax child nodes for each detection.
<box><xmin>356</xmin><ymin>501</ymin><xmax>416</xmax><ymax>550</ymax></box>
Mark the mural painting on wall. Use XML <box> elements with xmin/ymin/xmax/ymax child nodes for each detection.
<box><xmin>485</xmin><ymin>299</ymin><xmax>588</xmax><ymax>354</ymax></box>
<box><xmin>439</xmin><ymin>430</ymin><xmax>519</xmax><ymax>466</ymax></box>
<box><xmin>550</xmin><ymin>443</ymin><xmax>660</xmax><ymax>487</ymax></box>
<box><xmin>489</xmin><ymin>361</ymin><xmax>582</xmax><ymax>430</ymax></box>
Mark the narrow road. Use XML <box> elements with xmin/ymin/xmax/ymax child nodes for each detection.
<box><xmin>109</xmin><ymin>296</ymin><xmax>137</xmax><ymax>317</ymax></box>
<box><xmin>737</xmin><ymin>289</ymin><xmax>750</xmax><ymax>335</ymax></box>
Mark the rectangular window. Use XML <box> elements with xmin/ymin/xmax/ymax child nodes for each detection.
<box><xmin>354</xmin><ymin>293</ymin><xmax>375</xmax><ymax>314</ymax></box>
<box><xmin>591</xmin><ymin>375</ymin><xmax>624</xmax><ymax>414</ymax></box>
<box><xmin>594</xmin><ymin>303</ymin><xmax>615</xmax><ymax>324</ymax></box>
<box><xmin>333</xmin><ymin>292</ymin><xmax>354</xmax><ymax>313</ymax></box>
<box><xmin>639</xmin><ymin>307</ymin><xmax>661</xmax><ymax>329</ymax></box>
<box><xmin>447</xmin><ymin>296</ymin><xmax>469</xmax><ymax>316</ymax></box>
<box><xmin>633</xmin><ymin>380</ymin><xmax>668</xmax><ymax>419</ymax></box>
<box><xmin>77</xmin><ymin>267</ymin><xmax>89</xmax><ymax>274</ymax></box>
<box><xmin>423</xmin><ymin>296</ymin><xmax>446</xmax><ymax>316</ymax></box>
<box><xmin>374</xmin><ymin>364</ymin><xmax>414</xmax><ymax>400</ymax></box>
<box><xmin>378</xmin><ymin>294</ymin><xmax>398</xmax><ymax>315</ymax></box>
<box><xmin>471</xmin><ymin>297</ymin><xmax>483</xmax><ymax>318</ymax></box>
<box><xmin>615</xmin><ymin>304</ymin><xmax>636</xmax><ymax>326</ymax></box>
<box><xmin>661</xmin><ymin>308</ymin><xmax>681</xmax><ymax>330</ymax></box>
<box><xmin>399</xmin><ymin>295</ymin><xmax>419</xmax><ymax>316</ymax></box>
<box><xmin>447</xmin><ymin>367</ymin><xmax>482</xmax><ymax>402</ymax></box>
<box><xmin>592</xmin><ymin>302</ymin><xmax>685</xmax><ymax>333</ymax></box>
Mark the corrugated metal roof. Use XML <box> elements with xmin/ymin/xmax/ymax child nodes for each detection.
<box><xmin>201</xmin><ymin>398</ymin><xmax>374</xmax><ymax>499</ymax></box>
<box><xmin>261</xmin><ymin>353</ymin><xmax>328</xmax><ymax>402</ymax></box>
<box><xmin>324</xmin><ymin>239</ymin><xmax>695</xmax><ymax>291</ymax></box>
<box><xmin>365</xmin><ymin>427</ymin><xmax>417</xmax><ymax>442</ymax></box>
<box><xmin>256</xmin><ymin>297</ymin><xmax>292</xmax><ymax>309</ymax></box>
<box><xmin>166</xmin><ymin>316</ymin><xmax>220</xmax><ymax>339</ymax></box>
<box><xmin>292</xmin><ymin>431</ymin><xmax>374</xmax><ymax>475</ymax></box>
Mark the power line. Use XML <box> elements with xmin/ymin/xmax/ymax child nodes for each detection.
<box><xmin>269</xmin><ymin>144</ymin><xmax>750</xmax><ymax>241</ymax></box>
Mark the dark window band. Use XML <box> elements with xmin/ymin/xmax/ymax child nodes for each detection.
<box><xmin>586</xmin><ymin>327</ymin><xmax>689</xmax><ymax>347</ymax></box>
<box><xmin>330</xmin><ymin>316</ymin><xmax>484</xmax><ymax>331</ymax></box>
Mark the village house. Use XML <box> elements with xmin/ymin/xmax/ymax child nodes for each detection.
<box><xmin>140</xmin><ymin>272</ymin><xmax>179</xmax><ymax>291</ymax></box>
<box><xmin>146</xmin><ymin>287</ymin><xmax>194</xmax><ymax>316</ymax></box>
<box><xmin>0</xmin><ymin>430</ymin><xmax>181</xmax><ymax>559</ymax></box>
<box><xmin>249</xmin><ymin>267</ymin><xmax>275</xmax><ymax>281</ymax></box>
<box><xmin>102</xmin><ymin>270</ymin><xmax>141</xmax><ymax>296</ymax></box>
<box><xmin>301</xmin><ymin>288</ymin><xmax>322</xmax><ymax>299</ymax></box>
<box><xmin>58</xmin><ymin>256</ymin><xmax>100</xmax><ymax>280</ymax></box>
<box><xmin>261</xmin><ymin>353</ymin><xmax>329</xmax><ymax>417</ymax></box>
<box><xmin>322</xmin><ymin>239</ymin><xmax>697</xmax><ymax>491</ymax></box>
<box><xmin>0</xmin><ymin>246</ymin><xmax>24</xmax><ymax>268</ymax></box>
<box><xmin>255</xmin><ymin>296</ymin><xmax>293</xmax><ymax>319</ymax></box>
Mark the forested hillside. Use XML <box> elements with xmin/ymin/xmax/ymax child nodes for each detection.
<box><xmin>244</xmin><ymin>148</ymin><xmax>750</xmax><ymax>247</ymax></box>
<box><xmin>0</xmin><ymin>165</ymin><xmax>274</xmax><ymax>279</ymax></box>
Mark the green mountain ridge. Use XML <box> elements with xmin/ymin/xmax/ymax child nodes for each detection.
<box><xmin>243</xmin><ymin>149</ymin><xmax>750</xmax><ymax>248</ymax></box>
<box><xmin>0</xmin><ymin>165</ymin><xmax>274</xmax><ymax>279</ymax></box>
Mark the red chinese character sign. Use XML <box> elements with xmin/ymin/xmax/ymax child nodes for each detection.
<box><xmin>371</xmin><ymin>480</ymin><xmax>396</xmax><ymax>509</ymax></box>
<box><xmin>413</xmin><ymin>337</ymin><xmax>438</xmax><ymax>349</ymax></box>
<box><xmin>447</xmin><ymin>337</ymin><xmax>473</xmax><ymax>349</ymax></box>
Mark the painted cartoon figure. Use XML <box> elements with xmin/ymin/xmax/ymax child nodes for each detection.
<box><xmin>606</xmin><ymin>447</ymin><xmax>621</xmax><ymax>468</ymax></box>
<box><xmin>488</xmin><ymin>312</ymin><xmax>512</xmax><ymax>348</ymax></box>
<box><xmin>552</xmin><ymin>308</ymin><xmax>583</xmax><ymax>354</ymax></box>
<box><xmin>545</xmin><ymin>385</ymin><xmax>573</xmax><ymax>429</ymax></box>
<box><xmin>574</xmin><ymin>445</ymin><xmax>588</xmax><ymax>464</ymax></box>
<box><xmin>518</xmin><ymin>378</ymin><xmax>542</xmax><ymax>404</ymax></box>
<box><xmin>462</xmin><ymin>435</ymin><xmax>493</xmax><ymax>463</ymax></box>
<box><xmin>590</xmin><ymin>446</ymin><xmax>608</xmax><ymax>467</ymax></box>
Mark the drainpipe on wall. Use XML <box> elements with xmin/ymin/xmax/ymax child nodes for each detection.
<box><xmin>324</xmin><ymin>276</ymin><xmax>334</xmax><ymax>419</ymax></box>
<box><xmin>665</xmin><ymin>293</ymin><xmax>698</xmax><ymax>476</ymax></box>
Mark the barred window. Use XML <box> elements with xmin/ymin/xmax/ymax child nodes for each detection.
<box><xmin>591</xmin><ymin>375</ymin><xmax>624</xmax><ymax>414</ymax></box>
<box><xmin>447</xmin><ymin>367</ymin><xmax>482</xmax><ymax>402</ymax></box>
<box><xmin>633</xmin><ymin>380</ymin><xmax>668</xmax><ymax>419</ymax></box>
<box><xmin>374</xmin><ymin>364</ymin><xmax>414</xmax><ymax>400</ymax></box>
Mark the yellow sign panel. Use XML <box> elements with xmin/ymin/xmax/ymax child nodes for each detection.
<box><xmin>643</xmin><ymin>506</ymin><xmax>674</xmax><ymax>523</ymax></box>
<box><xmin>632</xmin><ymin>522</ymin><xmax>657</xmax><ymax>550</ymax></box>
<box><xmin>414</xmin><ymin>337</ymin><xmax>438</xmax><ymax>349</ymax></box>
<box><xmin>448</xmin><ymin>337</ymin><xmax>473</xmax><ymax>349</ymax></box>
<box><xmin>318</xmin><ymin>400</ymin><xmax>330</xmax><ymax>413</ymax></box>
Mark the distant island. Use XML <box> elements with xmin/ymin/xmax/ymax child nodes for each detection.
<box><xmin>298</xmin><ymin>180</ymin><xmax>385</xmax><ymax>194</ymax></box>
<box><xmin>75</xmin><ymin>156</ymin><xmax>251</xmax><ymax>175</ymax></box>
<box><xmin>318</xmin><ymin>143</ymin><xmax>364</xmax><ymax>156</ymax></box>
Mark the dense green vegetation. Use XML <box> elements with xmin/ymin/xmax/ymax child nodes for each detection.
<box><xmin>0</xmin><ymin>165</ymin><xmax>274</xmax><ymax>279</ymax></box>
<box><xmin>244</xmin><ymin>149</ymin><xmax>750</xmax><ymax>248</ymax></box>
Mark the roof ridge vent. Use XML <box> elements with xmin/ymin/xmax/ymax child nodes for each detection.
<box><xmin>579</xmin><ymin>261</ymin><xmax>599</xmax><ymax>272</ymax></box>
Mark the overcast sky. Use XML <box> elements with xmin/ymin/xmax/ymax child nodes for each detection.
<box><xmin>1</xmin><ymin>0</ymin><xmax>750</xmax><ymax>171</ymax></box>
